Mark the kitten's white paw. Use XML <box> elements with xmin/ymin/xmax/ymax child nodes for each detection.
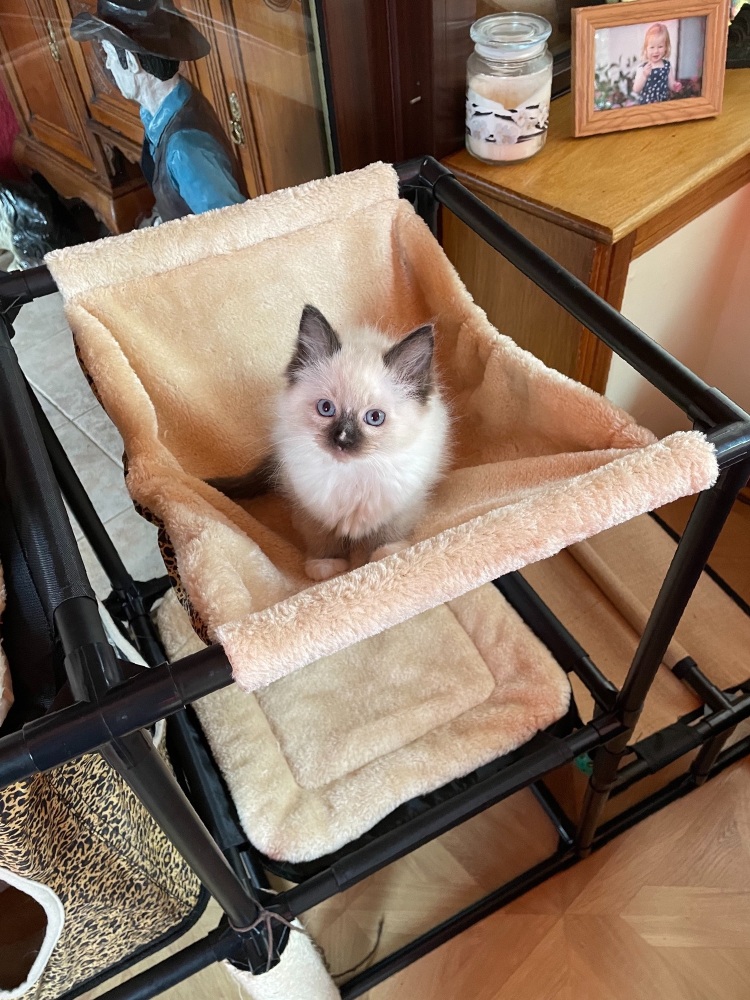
<box><xmin>305</xmin><ymin>557</ymin><xmax>350</xmax><ymax>581</ymax></box>
<box><xmin>371</xmin><ymin>540</ymin><xmax>409</xmax><ymax>562</ymax></box>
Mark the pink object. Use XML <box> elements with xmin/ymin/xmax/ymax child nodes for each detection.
<box><xmin>0</xmin><ymin>80</ymin><xmax>21</xmax><ymax>181</ymax></box>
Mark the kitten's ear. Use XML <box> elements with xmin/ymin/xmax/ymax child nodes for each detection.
<box><xmin>287</xmin><ymin>305</ymin><xmax>341</xmax><ymax>382</ymax></box>
<box><xmin>384</xmin><ymin>324</ymin><xmax>434</xmax><ymax>401</ymax></box>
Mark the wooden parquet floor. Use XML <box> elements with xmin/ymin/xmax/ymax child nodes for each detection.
<box><xmin>365</xmin><ymin>761</ymin><xmax>750</xmax><ymax>1000</ymax></box>
<box><xmin>80</xmin><ymin>497</ymin><xmax>750</xmax><ymax>1000</ymax></box>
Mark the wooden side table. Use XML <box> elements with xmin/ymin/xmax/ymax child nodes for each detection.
<box><xmin>441</xmin><ymin>68</ymin><xmax>750</xmax><ymax>393</ymax></box>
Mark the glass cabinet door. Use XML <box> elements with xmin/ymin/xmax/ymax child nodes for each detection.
<box><xmin>0</xmin><ymin>0</ymin><xmax>98</xmax><ymax>171</ymax></box>
<box><xmin>203</xmin><ymin>0</ymin><xmax>329</xmax><ymax>194</ymax></box>
<box><xmin>65</xmin><ymin>0</ymin><xmax>146</xmax><ymax>152</ymax></box>
<box><xmin>0</xmin><ymin>0</ymin><xmax>332</xmax><ymax>234</ymax></box>
<box><xmin>180</xmin><ymin>0</ymin><xmax>331</xmax><ymax>197</ymax></box>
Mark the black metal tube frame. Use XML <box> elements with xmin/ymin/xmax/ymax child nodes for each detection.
<box><xmin>27</xmin><ymin>386</ymin><xmax>167</xmax><ymax>666</ymax></box>
<box><xmin>494</xmin><ymin>572</ymin><xmax>618</xmax><ymax>710</ymax></box>
<box><xmin>0</xmin><ymin>316</ymin><xmax>281</xmax><ymax>978</ymax></box>
<box><xmin>336</xmin><ymin>705</ymin><xmax>750</xmax><ymax>999</ymax></box>
<box><xmin>398</xmin><ymin>158</ymin><xmax>750</xmax><ymax>856</ymax></box>
<box><xmin>2</xmin><ymin>155</ymin><xmax>750</xmax><ymax>997</ymax></box>
<box><xmin>574</xmin><ymin>457</ymin><xmax>750</xmax><ymax>852</ymax></box>
<box><xmin>86</xmin><ymin>921</ymin><xmax>241</xmax><ymax>1000</ymax></box>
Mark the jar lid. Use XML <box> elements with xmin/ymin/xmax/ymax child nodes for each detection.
<box><xmin>470</xmin><ymin>12</ymin><xmax>552</xmax><ymax>61</ymax></box>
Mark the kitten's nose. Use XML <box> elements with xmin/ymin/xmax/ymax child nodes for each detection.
<box><xmin>329</xmin><ymin>413</ymin><xmax>362</xmax><ymax>453</ymax></box>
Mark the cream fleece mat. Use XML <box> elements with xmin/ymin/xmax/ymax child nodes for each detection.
<box><xmin>156</xmin><ymin>582</ymin><xmax>570</xmax><ymax>862</ymax></box>
<box><xmin>46</xmin><ymin>163</ymin><xmax>718</xmax><ymax>692</ymax></box>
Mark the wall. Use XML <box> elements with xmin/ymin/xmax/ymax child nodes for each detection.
<box><xmin>605</xmin><ymin>182</ymin><xmax>750</xmax><ymax>436</ymax></box>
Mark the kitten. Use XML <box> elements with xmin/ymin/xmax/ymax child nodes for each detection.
<box><xmin>209</xmin><ymin>304</ymin><xmax>450</xmax><ymax>581</ymax></box>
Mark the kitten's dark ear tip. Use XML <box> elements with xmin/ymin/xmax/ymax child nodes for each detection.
<box><xmin>383</xmin><ymin>322</ymin><xmax>437</xmax><ymax>402</ymax></box>
<box><xmin>288</xmin><ymin>303</ymin><xmax>341</xmax><ymax>381</ymax></box>
<box><xmin>411</xmin><ymin>323</ymin><xmax>435</xmax><ymax>342</ymax></box>
<box><xmin>300</xmin><ymin>304</ymin><xmax>327</xmax><ymax>326</ymax></box>
<box><xmin>298</xmin><ymin>304</ymin><xmax>331</xmax><ymax>330</ymax></box>
<box><xmin>411</xmin><ymin>324</ymin><xmax>436</xmax><ymax>351</ymax></box>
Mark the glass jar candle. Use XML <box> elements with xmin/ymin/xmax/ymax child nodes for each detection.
<box><xmin>465</xmin><ymin>12</ymin><xmax>553</xmax><ymax>164</ymax></box>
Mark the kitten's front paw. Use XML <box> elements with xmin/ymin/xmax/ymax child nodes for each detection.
<box><xmin>305</xmin><ymin>557</ymin><xmax>350</xmax><ymax>581</ymax></box>
<box><xmin>371</xmin><ymin>540</ymin><xmax>409</xmax><ymax>562</ymax></box>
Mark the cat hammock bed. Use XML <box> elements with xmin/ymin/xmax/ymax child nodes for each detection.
<box><xmin>40</xmin><ymin>162</ymin><xmax>720</xmax><ymax>864</ymax></box>
<box><xmin>45</xmin><ymin>162</ymin><xmax>717</xmax><ymax>692</ymax></box>
<box><xmin>2</xmin><ymin>156</ymin><xmax>749</xmax><ymax>1000</ymax></box>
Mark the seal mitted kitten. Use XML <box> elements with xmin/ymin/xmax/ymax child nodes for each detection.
<box><xmin>209</xmin><ymin>305</ymin><xmax>450</xmax><ymax>580</ymax></box>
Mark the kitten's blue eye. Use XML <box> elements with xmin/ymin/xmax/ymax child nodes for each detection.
<box><xmin>364</xmin><ymin>408</ymin><xmax>386</xmax><ymax>427</ymax></box>
<box><xmin>317</xmin><ymin>399</ymin><xmax>336</xmax><ymax>417</ymax></box>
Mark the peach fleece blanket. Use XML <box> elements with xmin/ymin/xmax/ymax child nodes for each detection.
<box><xmin>46</xmin><ymin>163</ymin><xmax>718</xmax><ymax>692</ymax></box>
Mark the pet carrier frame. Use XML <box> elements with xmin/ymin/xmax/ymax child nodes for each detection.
<box><xmin>0</xmin><ymin>156</ymin><xmax>749</xmax><ymax>999</ymax></box>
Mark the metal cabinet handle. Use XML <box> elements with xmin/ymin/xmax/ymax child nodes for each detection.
<box><xmin>228</xmin><ymin>92</ymin><xmax>245</xmax><ymax>146</ymax></box>
<box><xmin>46</xmin><ymin>20</ymin><xmax>61</xmax><ymax>63</ymax></box>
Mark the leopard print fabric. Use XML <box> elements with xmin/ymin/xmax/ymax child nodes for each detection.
<box><xmin>156</xmin><ymin>527</ymin><xmax>212</xmax><ymax>645</ymax></box>
<box><xmin>0</xmin><ymin>750</ymin><xmax>204</xmax><ymax>999</ymax></box>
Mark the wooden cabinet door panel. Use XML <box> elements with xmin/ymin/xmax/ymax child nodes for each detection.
<box><xmin>224</xmin><ymin>0</ymin><xmax>329</xmax><ymax>193</ymax></box>
<box><xmin>0</xmin><ymin>0</ymin><xmax>95</xmax><ymax>168</ymax></box>
<box><xmin>182</xmin><ymin>0</ymin><xmax>258</xmax><ymax>198</ymax></box>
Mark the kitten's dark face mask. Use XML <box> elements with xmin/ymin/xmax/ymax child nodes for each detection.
<box><xmin>288</xmin><ymin>304</ymin><xmax>436</xmax><ymax>460</ymax></box>
<box><xmin>315</xmin><ymin>396</ymin><xmax>387</xmax><ymax>455</ymax></box>
<box><xmin>326</xmin><ymin>408</ymin><xmax>365</xmax><ymax>454</ymax></box>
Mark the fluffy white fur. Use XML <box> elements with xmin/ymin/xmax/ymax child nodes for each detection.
<box><xmin>273</xmin><ymin>312</ymin><xmax>450</xmax><ymax>580</ymax></box>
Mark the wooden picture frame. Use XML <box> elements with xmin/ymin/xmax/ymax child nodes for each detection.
<box><xmin>572</xmin><ymin>0</ymin><xmax>728</xmax><ymax>137</ymax></box>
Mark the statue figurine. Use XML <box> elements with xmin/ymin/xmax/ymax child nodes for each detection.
<box><xmin>71</xmin><ymin>0</ymin><xmax>246</xmax><ymax>223</ymax></box>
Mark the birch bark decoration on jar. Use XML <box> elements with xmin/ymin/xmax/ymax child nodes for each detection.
<box><xmin>466</xmin><ymin>13</ymin><xmax>553</xmax><ymax>163</ymax></box>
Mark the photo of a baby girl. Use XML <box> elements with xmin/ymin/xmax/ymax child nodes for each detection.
<box><xmin>633</xmin><ymin>22</ymin><xmax>682</xmax><ymax>103</ymax></box>
<box><xmin>593</xmin><ymin>16</ymin><xmax>706</xmax><ymax>112</ymax></box>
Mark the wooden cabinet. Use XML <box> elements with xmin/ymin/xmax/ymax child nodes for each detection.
<box><xmin>186</xmin><ymin>0</ymin><xmax>328</xmax><ymax>198</ymax></box>
<box><xmin>65</xmin><ymin>0</ymin><xmax>145</xmax><ymax>150</ymax></box>
<box><xmin>0</xmin><ymin>0</ymin><xmax>329</xmax><ymax>232</ymax></box>
<box><xmin>2</xmin><ymin>0</ymin><xmax>95</xmax><ymax>170</ymax></box>
<box><xmin>0</xmin><ymin>0</ymin><xmax>154</xmax><ymax>232</ymax></box>
<box><xmin>441</xmin><ymin>69</ymin><xmax>750</xmax><ymax>394</ymax></box>
<box><xmin>318</xmin><ymin>0</ymin><xmax>476</xmax><ymax>172</ymax></box>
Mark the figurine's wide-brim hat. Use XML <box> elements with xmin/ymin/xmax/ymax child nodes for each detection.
<box><xmin>70</xmin><ymin>0</ymin><xmax>210</xmax><ymax>61</ymax></box>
